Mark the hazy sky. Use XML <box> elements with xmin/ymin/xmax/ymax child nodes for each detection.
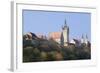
<box><xmin>23</xmin><ymin>10</ymin><xmax>91</xmax><ymax>41</ymax></box>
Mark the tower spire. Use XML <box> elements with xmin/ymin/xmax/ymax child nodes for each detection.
<box><xmin>82</xmin><ymin>34</ymin><xmax>84</xmax><ymax>39</ymax></box>
<box><xmin>65</xmin><ymin>19</ymin><xmax>66</xmax><ymax>24</ymax></box>
<box><xmin>86</xmin><ymin>34</ymin><xmax>88</xmax><ymax>39</ymax></box>
<box><xmin>81</xmin><ymin>34</ymin><xmax>84</xmax><ymax>43</ymax></box>
<box><xmin>64</xmin><ymin>19</ymin><xmax>67</xmax><ymax>27</ymax></box>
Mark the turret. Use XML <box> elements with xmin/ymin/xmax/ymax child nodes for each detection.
<box><xmin>81</xmin><ymin>34</ymin><xmax>88</xmax><ymax>45</ymax></box>
<box><xmin>61</xmin><ymin>19</ymin><xmax>69</xmax><ymax>46</ymax></box>
<box><xmin>84</xmin><ymin>34</ymin><xmax>88</xmax><ymax>45</ymax></box>
<box><xmin>81</xmin><ymin>34</ymin><xmax>85</xmax><ymax>43</ymax></box>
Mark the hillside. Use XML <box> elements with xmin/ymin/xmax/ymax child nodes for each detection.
<box><xmin>23</xmin><ymin>32</ymin><xmax>91</xmax><ymax>62</ymax></box>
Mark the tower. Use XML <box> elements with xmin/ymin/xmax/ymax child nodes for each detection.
<box><xmin>81</xmin><ymin>34</ymin><xmax>85</xmax><ymax>43</ymax></box>
<box><xmin>84</xmin><ymin>34</ymin><xmax>88</xmax><ymax>45</ymax></box>
<box><xmin>81</xmin><ymin>34</ymin><xmax>88</xmax><ymax>45</ymax></box>
<box><xmin>61</xmin><ymin>19</ymin><xmax>69</xmax><ymax>46</ymax></box>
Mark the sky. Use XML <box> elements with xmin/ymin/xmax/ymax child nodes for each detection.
<box><xmin>23</xmin><ymin>10</ymin><xmax>91</xmax><ymax>41</ymax></box>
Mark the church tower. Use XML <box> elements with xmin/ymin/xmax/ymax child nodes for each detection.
<box><xmin>81</xmin><ymin>34</ymin><xmax>85</xmax><ymax>43</ymax></box>
<box><xmin>81</xmin><ymin>34</ymin><xmax>88</xmax><ymax>45</ymax></box>
<box><xmin>84</xmin><ymin>34</ymin><xmax>88</xmax><ymax>45</ymax></box>
<box><xmin>61</xmin><ymin>19</ymin><xmax>69</xmax><ymax>46</ymax></box>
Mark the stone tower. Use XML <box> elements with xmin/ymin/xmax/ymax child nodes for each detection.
<box><xmin>61</xmin><ymin>20</ymin><xmax>69</xmax><ymax>46</ymax></box>
<box><xmin>81</xmin><ymin>34</ymin><xmax>85</xmax><ymax>43</ymax></box>
<box><xmin>84</xmin><ymin>34</ymin><xmax>88</xmax><ymax>45</ymax></box>
<box><xmin>81</xmin><ymin>34</ymin><xmax>88</xmax><ymax>45</ymax></box>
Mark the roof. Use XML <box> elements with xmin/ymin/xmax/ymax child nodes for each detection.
<box><xmin>49</xmin><ymin>32</ymin><xmax>61</xmax><ymax>39</ymax></box>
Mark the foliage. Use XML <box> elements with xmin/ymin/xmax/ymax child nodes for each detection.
<box><xmin>23</xmin><ymin>33</ymin><xmax>91</xmax><ymax>62</ymax></box>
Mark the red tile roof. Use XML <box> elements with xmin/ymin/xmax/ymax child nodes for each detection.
<box><xmin>49</xmin><ymin>32</ymin><xmax>61</xmax><ymax>39</ymax></box>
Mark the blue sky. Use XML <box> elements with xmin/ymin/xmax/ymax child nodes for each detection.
<box><xmin>23</xmin><ymin>10</ymin><xmax>91</xmax><ymax>41</ymax></box>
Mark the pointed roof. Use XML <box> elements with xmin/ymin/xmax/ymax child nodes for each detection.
<box><xmin>82</xmin><ymin>34</ymin><xmax>84</xmax><ymax>38</ymax></box>
<box><xmin>62</xmin><ymin>19</ymin><xmax>69</xmax><ymax>30</ymax></box>
<box><xmin>86</xmin><ymin>34</ymin><xmax>88</xmax><ymax>39</ymax></box>
<box><xmin>65</xmin><ymin>19</ymin><xmax>67</xmax><ymax>25</ymax></box>
<box><xmin>64</xmin><ymin>19</ymin><xmax>67</xmax><ymax>27</ymax></box>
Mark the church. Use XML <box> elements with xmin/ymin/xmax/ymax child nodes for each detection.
<box><xmin>49</xmin><ymin>20</ymin><xmax>89</xmax><ymax>46</ymax></box>
<box><xmin>49</xmin><ymin>20</ymin><xmax>69</xmax><ymax>46</ymax></box>
<box><xmin>25</xmin><ymin>19</ymin><xmax>89</xmax><ymax>47</ymax></box>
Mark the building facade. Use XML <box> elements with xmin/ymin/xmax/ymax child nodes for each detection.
<box><xmin>49</xmin><ymin>20</ymin><xmax>69</xmax><ymax>46</ymax></box>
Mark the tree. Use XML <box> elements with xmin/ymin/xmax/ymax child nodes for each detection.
<box><xmin>40</xmin><ymin>51</ymin><xmax>48</xmax><ymax>61</ymax></box>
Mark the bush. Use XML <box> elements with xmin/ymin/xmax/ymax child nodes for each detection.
<box><xmin>23</xmin><ymin>34</ymin><xmax>91</xmax><ymax>62</ymax></box>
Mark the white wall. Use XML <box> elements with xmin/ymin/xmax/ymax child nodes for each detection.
<box><xmin>0</xmin><ymin>0</ymin><xmax>100</xmax><ymax>73</ymax></box>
